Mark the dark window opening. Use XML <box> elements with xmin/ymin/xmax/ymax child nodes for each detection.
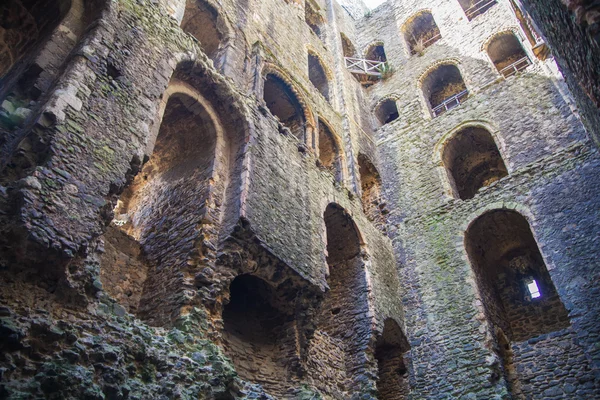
<box><xmin>358</xmin><ymin>154</ymin><xmax>387</xmax><ymax>232</ymax></box>
<box><xmin>442</xmin><ymin>126</ymin><xmax>508</xmax><ymax>199</ymax></box>
<box><xmin>376</xmin><ymin>319</ymin><xmax>411</xmax><ymax>400</ymax></box>
<box><xmin>487</xmin><ymin>32</ymin><xmax>531</xmax><ymax>78</ymax></box>
<box><xmin>317</xmin><ymin>120</ymin><xmax>341</xmax><ymax>181</ymax></box>
<box><xmin>421</xmin><ymin>64</ymin><xmax>468</xmax><ymax>117</ymax></box>
<box><xmin>181</xmin><ymin>0</ymin><xmax>222</xmax><ymax>63</ymax></box>
<box><xmin>465</xmin><ymin>210</ymin><xmax>570</xmax><ymax>343</ymax></box>
<box><xmin>308</xmin><ymin>53</ymin><xmax>330</xmax><ymax>102</ymax></box>
<box><xmin>458</xmin><ymin>0</ymin><xmax>497</xmax><ymax>20</ymax></box>
<box><xmin>305</xmin><ymin>0</ymin><xmax>325</xmax><ymax>40</ymax></box>
<box><xmin>263</xmin><ymin>73</ymin><xmax>306</xmax><ymax>141</ymax></box>
<box><xmin>404</xmin><ymin>11</ymin><xmax>441</xmax><ymax>55</ymax></box>
<box><xmin>365</xmin><ymin>44</ymin><xmax>387</xmax><ymax>63</ymax></box>
<box><xmin>340</xmin><ymin>33</ymin><xmax>357</xmax><ymax>58</ymax></box>
<box><xmin>222</xmin><ymin>274</ymin><xmax>298</xmax><ymax>397</ymax></box>
<box><xmin>375</xmin><ymin>99</ymin><xmax>399</xmax><ymax>126</ymax></box>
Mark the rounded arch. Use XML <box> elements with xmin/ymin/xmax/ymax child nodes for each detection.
<box><xmin>481</xmin><ymin>27</ymin><xmax>523</xmax><ymax>52</ymax></box>
<box><xmin>340</xmin><ymin>32</ymin><xmax>357</xmax><ymax>58</ymax></box>
<box><xmin>416</xmin><ymin>58</ymin><xmax>464</xmax><ymax>88</ymax></box>
<box><xmin>482</xmin><ymin>28</ymin><xmax>531</xmax><ymax>77</ymax></box>
<box><xmin>307</xmin><ymin>48</ymin><xmax>333</xmax><ymax>102</ymax></box>
<box><xmin>401</xmin><ymin>9</ymin><xmax>441</xmax><ymax>55</ymax></box>
<box><xmin>316</xmin><ymin>117</ymin><xmax>345</xmax><ymax>182</ymax></box>
<box><xmin>373</xmin><ymin>95</ymin><xmax>400</xmax><ymax>126</ymax></box>
<box><xmin>363</xmin><ymin>40</ymin><xmax>387</xmax><ymax>62</ymax></box>
<box><xmin>417</xmin><ymin>59</ymin><xmax>468</xmax><ymax>116</ymax></box>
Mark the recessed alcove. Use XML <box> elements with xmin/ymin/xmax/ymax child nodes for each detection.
<box><xmin>305</xmin><ymin>0</ymin><xmax>325</xmax><ymax>40</ymax></box>
<box><xmin>340</xmin><ymin>33</ymin><xmax>357</xmax><ymax>58</ymax></box>
<box><xmin>365</xmin><ymin>43</ymin><xmax>387</xmax><ymax>62</ymax></box>
<box><xmin>487</xmin><ymin>32</ymin><xmax>531</xmax><ymax>77</ymax></box>
<box><xmin>403</xmin><ymin>11</ymin><xmax>441</xmax><ymax>55</ymax></box>
<box><xmin>375</xmin><ymin>99</ymin><xmax>399</xmax><ymax>126</ymax></box>
<box><xmin>421</xmin><ymin>64</ymin><xmax>468</xmax><ymax>117</ymax></box>
<box><xmin>263</xmin><ymin>73</ymin><xmax>306</xmax><ymax>141</ymax></box>
<box><xmin>181</xmin><ymin>0</ymin><xmax>224</xmax><ymax>63</ymax></box>
<box><xmin>375</xmin><ymin>319</ymin><xmax>411</xmax><ymax>399</ymax></box>
<box><xmin>441</xmin><ymin>126</ymin><xmax>508</xmax><ymax>199</ymax></box>
<box><xmin>317</xmin><ymin>119</ymin><xmax>341</xmax><ymax>180</ymax></box>
<box><xmin>308</xmin><ymin>53</ymin><xmax>330</xmax><ymax>102</ymax></box>
<box><xmin>358</xmin><ymin>154</ymin><xmax>387</xmax><ymax>232</ymax></box>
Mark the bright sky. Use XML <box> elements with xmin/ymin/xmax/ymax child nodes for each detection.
<box><xmin>363</xmin><ymin>0</ymin><xmax>387</xmax><ymax>9</ymax></box>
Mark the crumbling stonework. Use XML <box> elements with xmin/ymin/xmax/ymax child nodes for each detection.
<box><xmin>0</xmin><ymin>0</ymin><xmax>599</xmax><ymax>398</ymax></box>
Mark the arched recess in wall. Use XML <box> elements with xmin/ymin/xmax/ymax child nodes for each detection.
<box><xmin>181</xmin><ymin>0</ymin><xmax>232</xmax><ymax>67</ymax></box>
<box><xmin>465</xmin><ymin>209</ymin><xmax>570</xmax><ymax>395</ymax></box>
<box><xmin>420</xmin><ymin>62</ymin><xmax>468</xmax><ymax>118</ymax></box>
<box><xmin>365</xmin><ymin>42</ymin><xmax>387</xmax><ymax>62</ymax></box>
<box><xmin>0</xmin><ymin>0</ymin><xmax>106</xmax><ymax>130</ymax></box>
<box><xmin>485</xmin><ymin>30</ymin><xmax>531</xmax><ymax>78</ymax></box>
<box><xmin>374</xmin><ymin>97</ymin><xmax>399</xmax><ymax>126</ymax></box>
<box><xmin>441</xmin><ymin>126</ymin><xmax>508</xmax><ymax>200</ymax></box>
<box><xmin>375</xmin><ymin>319</ymin><xmax>411</xmax><ymax>399</ymax></box>
<box><xmin>308</xmin><ymin>51</ymin><xmax>331</xmax><ymax>102</ymax></box>
<box><xmin>340</xmin><ymin>33</ymin><xmax>357</xmax><ymax>58</ymax></box>
<box><xmin>305</xmin><ymin>0</ymin><xmax>325</xmax><ymax>40</ymax></box>
<box><xmin>457</xmin><ymin>0</ymin><xmax>497</xmax><ymax>20</ymax></box>
<box><xmin>262</xmin><ymin>68</ymin><xmax>311</xmax><ymax>142</ymax></box>
<box><xmin>317</xmin><ymin>118</ymin><xmax>342</xmax><ymax>181</ymax></box>
<box><xmin>403</xmin><ymin>10</ymin><xmax>441</xmax><ymax>55</ymax></box>
<box><xmin>358</xmin><ymin>154</ymin><xmax>387</xmax><ymax>232</ymax></box>
<box><xmin>100</xmin><ymin>64</ymin><xmax>246</xmax><ymax>326</ymax></box>
<box><xmin>307</xmin><ymin>203</ymin><xmax>373</xmax><ymax>397</ymax></box>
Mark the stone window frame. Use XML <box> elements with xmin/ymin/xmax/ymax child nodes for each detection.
<box><xmin>259</xmin><ymin>63</ymin><xmax>317</xmax><ymax>147</ymax></box>
<box><xmin>306</xmin><ymin>47</ymin><xmax>335</xmax><ymax>104</ymax></box>
<box><xmin>400</xmin><ymin>8</ymin><xmax>442</xmax><ymax>57</ymax></box>
<box><xmin>416</xmin><ymin>58</ymin><xmax>470</xmax><ymax>119</ymax></box>
<box><xmin>315</xmin><ymin>116</ymin><xmax>346</xmax><ymax>184</ymax></box>
<box><xmin>372</xmin><ymin>94</ymin><xmax>401</xmax><ymax>127</ymax></box>
<box><xmin>432</xmin><ymin>120</ymin><xmax>510</xmax><ymax>200</ymax></box>
<box><xmin>362</xmin><ymin>40</ymin><xmax>387</xmax><ymax>62</ymax></box>
<box><xmin>481</xmin><ymin>27</ymin><xmax>535</xmax><ymax>79</ymax></box>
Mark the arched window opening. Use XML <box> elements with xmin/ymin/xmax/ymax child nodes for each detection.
<box><xmin>376</xmin><ymin>319</ymin><xmax>411</xmax><ymax>399</ymax></box>
<box><xmin>442</xmin><ymin>127</ymin><xmax>508</xmax><ymax>200</ymax></box>
<box><xmin>308</xmin><ymin>53</ymin><xmax>330</xmax><ymax>102</ymax></box>
<box><xmin>375</xmin><ymin>99</ymin><xmax>399</xmax><ymax>126</ymax></box>
<box><xmin>458</xmin><ymin>0</ymin><xmax>497</xmax><ymax>20</ymax></box>
<box><xmin>358</xmin><ymin>154</ymin><xmax>387</xmax><ymax>232</ymax></box>
<box><xmin>365</xmin><ymin>44</ymin><xmax>387</xmax><ymax>63</ymax></box>
<box><xmin>181</xmin><ymin>0</ymin><xmax>222</xmax><ymax>63</ymax></box>
<box><xmin>309</xmin><ymin>204</ymin><xmax>371</xmax><ymax>396</ymax></box>
<box><xmin>422</xmin><ymin>64</ymin><xmax>468</xmax><ymax>117</ymax></box>
<box><xmin>102</xmin><ymin>91</ymin><xmax>219</xmax><ymax>324</ymax></box>
<box><xmin>487</xmin><ymin>32</ymin><xmax>531</xmax><ymax>78</ymax></box>
<box><xmin>465</xmin><ymin>210</ymin><xmax>570</xmax><ymax>344</ymax></box>
<box><xmin>305</xmin><ymin>0</ymin><xmax>325</xmax><ymax>40</ymax></box>
<box><xmin>222</xmin><ymin>274</ymin><xmax>298</xmax><ymax>397</ymax></box>
<box><xmin>263</xmin><ymin>73</ymin><xmax>306</xmax><ymax>141</ymax></box>
<box><xmin>404</xmin><ymin>11</ymin><xmax>441</xmax><ymax>55</ymax></box>
<box><xmin>317</xmin><ymin>120</ymin><xmax>341</xmax><ymax>180</ymax></box>
<box><xmin>340</xmin><ymin>33</ymin><xmax>357</xmax><ymax>58</ymax></box>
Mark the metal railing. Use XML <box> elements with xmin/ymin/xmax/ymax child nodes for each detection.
<box><xmin>432</xmin><ymin>90</ymin><xmax>469</xmax><ymax>117</ymax></box>
<box><xmin>344</xmin><ymin>57</ymin><xmax>386</xmax><ymax>77</ymax></box>
<box><xmin>499</xmin><ymin>56</ymin><xmax>531</xmax><ymax>78</ymax></box>
<box><xmin>409</xmin><ymin>32</ymin><xmax>442</xmax><ymax>54</ymax></box>
<box><xmin>464</xmin><ymin>0</ymin><xmax>497</xmax><ymax>20</ymax></box>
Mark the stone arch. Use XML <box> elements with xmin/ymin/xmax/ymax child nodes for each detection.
<box><xmin>458</xmin><ymin>0</ymin><xmax>497</xmax><ymax>20</ymax></box>
<box><xmin>374</xmin><ymin>96</ymin><xmax>399</xmax><ymax>126</ymax></box>
<box><xmin>418</xmin><ymin>60</ymin><xmax>468</xmax><ymax>117</ymax></box>
<box><xmin>0</xmin><ymin>0</ymin><xmax>107</xmax><ymax>128</ymax></box>
<box><xmin>307</xmin><ymin>49</ymin><xmax>332</xmax><ymax>102</ymax></box>
<box><xmin>340</xmin><ymin>32</ymin><xmax>357</xmax><ymax>58</ymax></box>
<box><xmin>316</xmin><ymin>117</ymin><xmax>343</xmax><ymax>182</ymax></box>
<box><xmin>358</xmin><ymin>154</ymin><xmax>387</xmax><ymax>232</ymax></box>
<box><xmin>364</xmin><ymin>41</ymin><xmax>387</xmax><ymax>62</ymax></box>
<box><xmin>484</xmin><ymin>29</ymin><xmax>531</xmax><ymax>77</ymax></box>
<box><xmin>402</xmin><ymin>9</ymin><xmax>441</xmax><ymax>55</ymax></box>
<box><xmin>464</xmin><ymin>209</ymin><xmax>570</xmax><ymax>344</ymax></box>
<box><xmin>261</xmin><ymin>63</ymin><xmax>316</xmax><ymax>142</ymax></box>
<box><xmin>181</xmin><ymin>0</ymin><xmax>233</xmax><ymax>66</ymax></box>
<box><xmin>305</xmin><ymin>0</ymin><xmax>325</xmax><ymax>40</ymax></box>
<box><xmin>375</xmin><ymin>318</ymin><xmax>411</xmax><ymax>399</ymax></box>
<box><xmin>439</xmin><ymin>125</ymin><xmax>508</xmax><ymax>200</ymax></box>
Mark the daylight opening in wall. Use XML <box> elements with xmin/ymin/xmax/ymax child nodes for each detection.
<box><xmin>305</xmin><ymin>0</ymin><xmax>325</xmax><ymax>40</ymax></box>
<box><xmin>441</xmin><ymin>126</ymin><xmax>508</xmax><ymax>199</ymax></box>
<box><xmin>366</xmin><ymin>44</ymin><xmax>387</xmax><ymax>62</ymax></box>
<box><xmin>487</xmin><ymin>32</ymin><xmax>531</xmax><ymax>78</ymax></box>
<box><xmin>317</xmin><ymin>119</ymin><xmax>341</xmax><ymax>180</ymax></box>
<box><xmin>358</xmin><ymin>154</ymin><xmax>387</xmax><ymax>232</ymax></box>
<box><xmin>222</xmin><ymin>274</ymin><xmax>298</xmax><ymax>397</ymax></box>
<box><xmin>263</xmin><ymin>73</ymin><xmax>306</xmax><ymax>141</ymax></box>
<box><xmin>422</xmin><ymin>64</ymin><xmax>468</xmax><ymax>117</ymax></box>
<box><xmin>375</xmin><ymin>99</ymin><xmax>399</xmax><ymax>126</ymax></box>
<box><xmin>308</xmin><ymin>53</ymin><xmax>330</xmax><ymax>102</ymax></box>
<box><xmin>309</xmin><ymin>204</ymin><xmax>371</xmax><ymax>396</ymax></box>
<box><xmin>340</xmin><ymin>33</ymin><xmax>357</xmax><ymax>58</ymax></box>
<box><xmin>458</xmin><ymin>0</ymin><xmax>497</xmax><ymax>20</ymax></box>
<box><xmin>181</xmin><ymin>0</ymin><xmax>222</xmax><ymax>63</ymax></box>
<box><xmin>375</xmin><ymin>319</ymin><xmax>411</xmax><ymax>400</ymax></box>
<box><xmin>465</xmin><ymin>210</ymin><xmax>570</xmax><ymax>343</ymax></box>
<box><xmin>103</xmin><ymin>91</ymin><xmax>218</xmax><ymax>324</ymax></box>
<box><xmin>404</xmin><ymin>11</ymin><xmax>441</xmax><ymax>55</ymax></box>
